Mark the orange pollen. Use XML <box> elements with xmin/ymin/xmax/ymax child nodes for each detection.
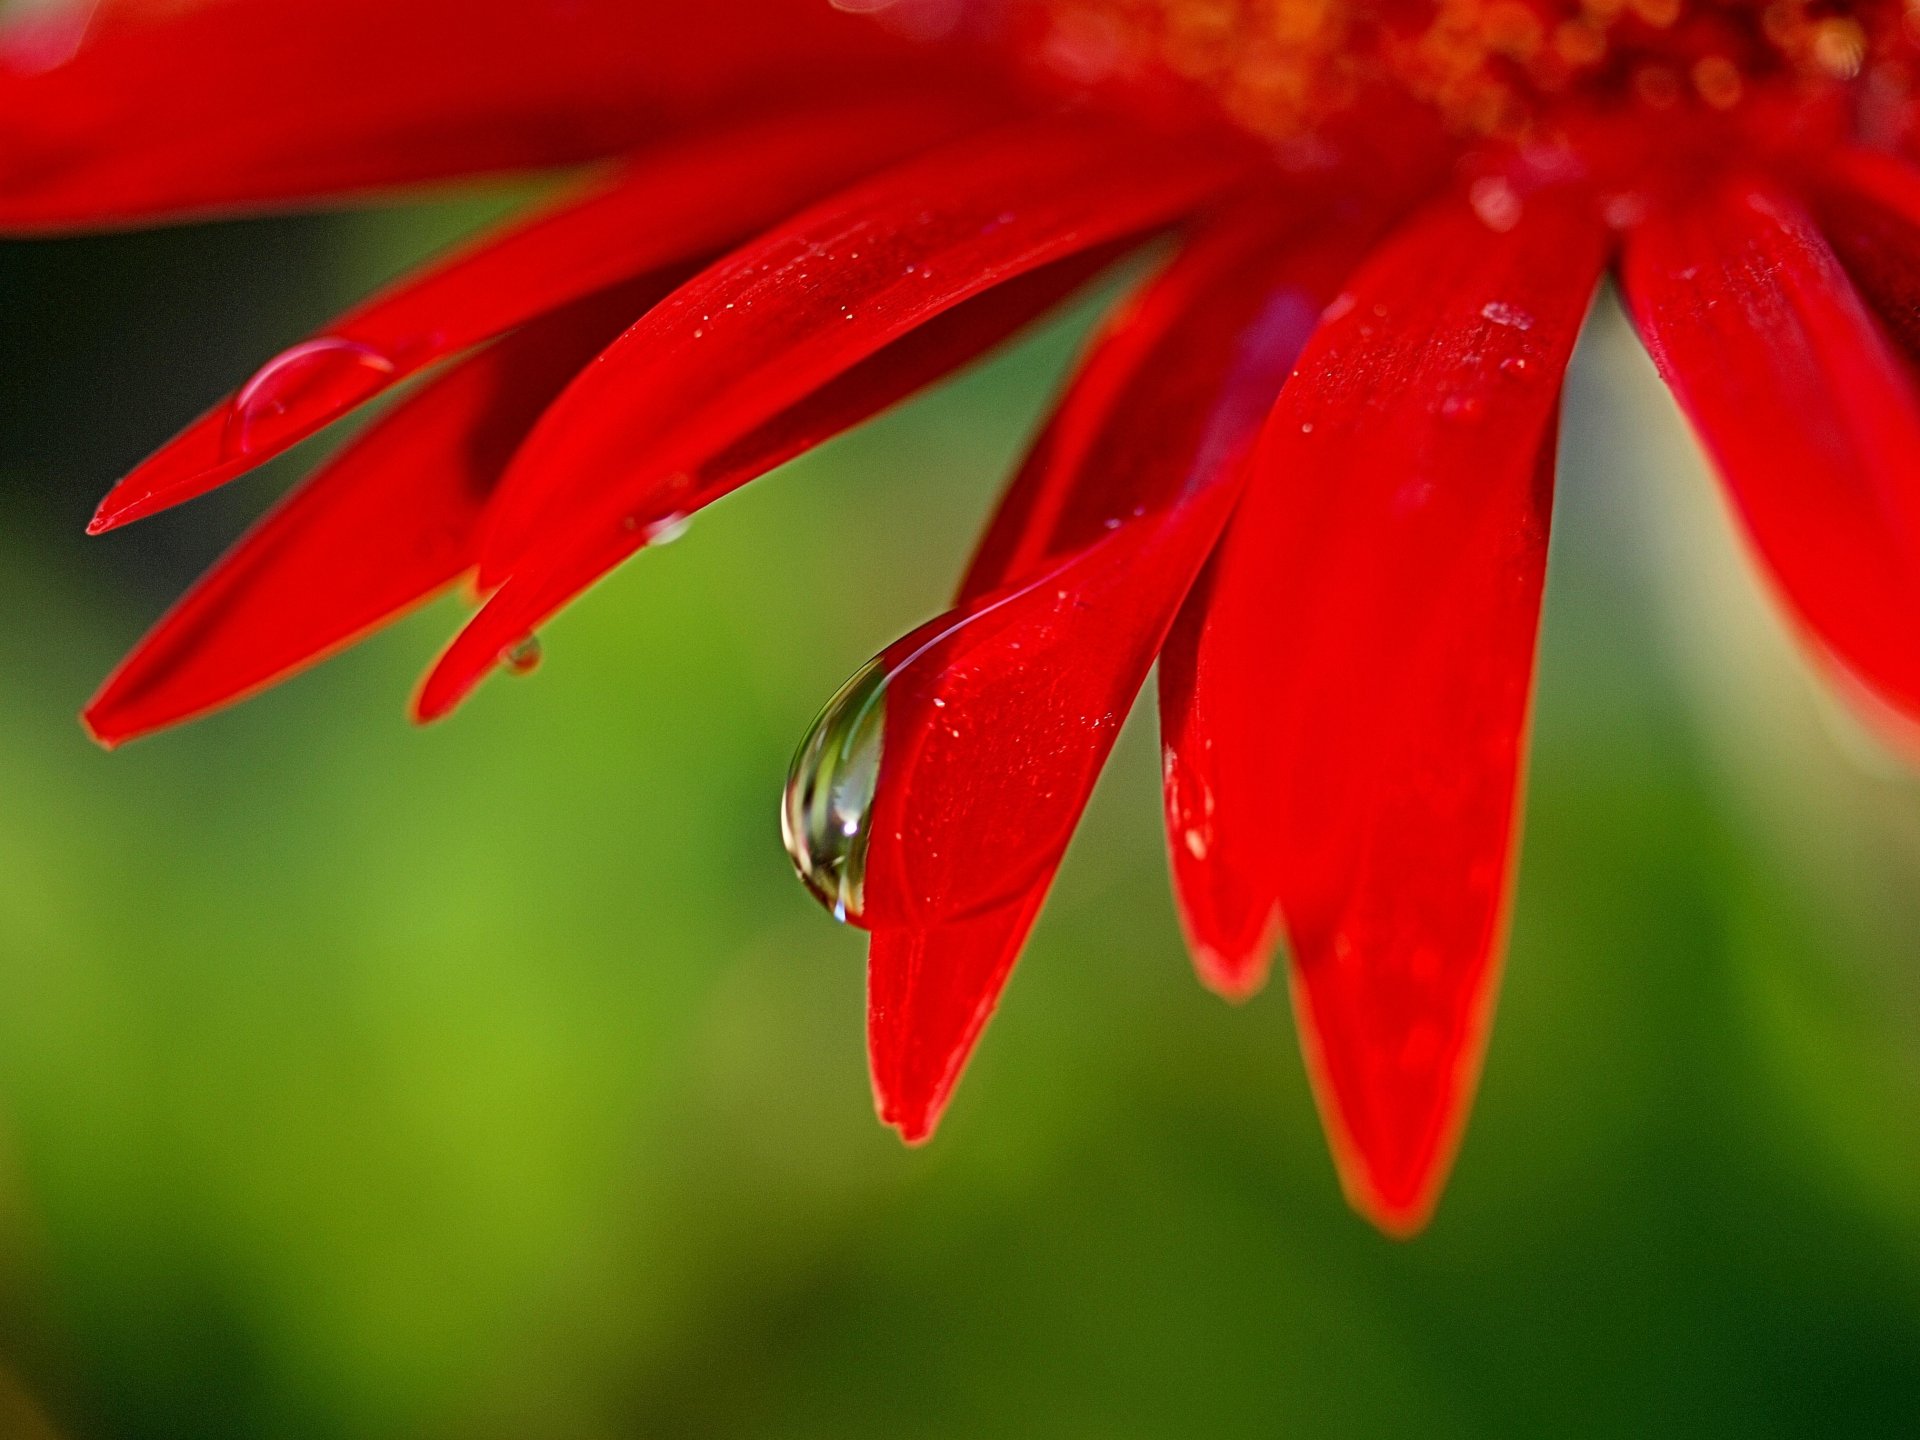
<box><xmin>1015</xmin><ymin>0</ymin><xmax>1913</xmax><ymax>140</ymax></box>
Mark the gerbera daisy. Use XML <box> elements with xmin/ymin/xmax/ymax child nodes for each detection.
<box><xmin>17</xmin><ymin>0</ymin><xmax>1920</xmax><ymax>1235</ymax></box>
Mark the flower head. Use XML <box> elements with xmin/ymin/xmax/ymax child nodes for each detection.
<box><xmin>19</xmin><ymin>0</ymin><xmax>1920</xmax><ymax>1233</ymax></box>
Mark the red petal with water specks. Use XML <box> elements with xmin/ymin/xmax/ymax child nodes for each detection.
<box><xmin>82</xmin><ymin>287</ymin><xmax>649</xmax><ymax>746</ymax></box>
<box><xmin>412</xmin><ymin>247</ymin><xmax>1128</xmax><ymax>723</ymax></box>
<box><xmin>0</xmin><ymin>0</ymin><xmax>949</xmax><ymax>231</ymax></box>
<box><xmin>843</xmin><ymin>209</ymin><xmax>1358</xmax><ymax>1142</ymax></box>
<box><xmin>1163</xmin><ymin>191</ymin><xmax>1604</xmax><ymax>1233</ymax></box>
<box><xmin>1625</xmin><ymin>177</ymin><xmax>1920</xmax><ymax>728</ymax></box>
<box><xmin>473</xmin><ymin>115</ymin><xmax>1253</xmax><ymax>583</ymax></box>
<box><xmin>88</xmin><ymin>96</ymin><xmax>987</xmax><ymax>533</ymax></box>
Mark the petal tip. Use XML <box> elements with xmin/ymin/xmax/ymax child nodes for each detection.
<box><xmin>78</xmin><ymin>704</ymin><xmax>122</xmax><ymax>751</ymax></box>
<box><xmin>86</xmin><ymin>484</ymin><xmax>152</xmax><ymax>532</ymax></box>
<box><xmin>1189</xmin><ymin>943</ymin><xmax>1271</xmax><ymax>1003</ymax></box>
<box><xmin>1326</xmin><ymin>1139</ymin><xmax>1450</xmax><ymax>1239</ymax></box>
<box><xmin>877</xmin><ymin>1095</ymin><xmax>944</xmax><ymax>1147</ymax></box>
<box><xmin>1172</xmin><ymin>902</ymin><xmax>1281</xmax><ymax>1003</ymax></box>
<box><xmin>870</xmin><ymin>1037</ymin><xmax>958</xmax><ymax>1148</ymax></box>
<box><xmin>88</xmin><ymin>485</ymin><xmax>167</xmax><ymax>534</ymax></box>
<box><xmin>410</xmin><ymin>651</ymin><xmax>483</xmax><ymax>725</ymax></box>
<box><xmin>864</xmin><ymin>904</ymin><xmax>1044</xmax><ymax>1164</ymax></box>
<box><xmin>408</xmin><ymin>685</ymin><xmax>452</xmax><ymax>727</ymax></box>
<box><xmin>1343</xmin><ymin>1183</ymin><xmax>1440</xmax><ymax>1241</ymax></box>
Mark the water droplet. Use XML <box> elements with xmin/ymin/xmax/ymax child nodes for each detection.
<box><xmin>501</xmin><ymin>636</ymin><xmax>542</xmax><ymax>676</ymax></box>
<box><xmin>1479</xmin><ymin>301</ymin><xmax>1534</xmax><ymax>330</ymax></box>
<box><xmin>782</xmin><ymin>658</ymin><xmax>886</xmax><ymax>925</ymax></box>
<box><xmin>222</xmin><ymin>337</ymin><xmax>396</xmax><ymax>460</ymax></box>
<box><xmin>1321</xmin><ymin>293</ymin><xmax>1357</xmax><ymax>324</ymax></box>
<box><xmin>783</xmin><ymin>531</ymin><xmax>1184</xmax><ymax>930</ymax></box>
<box><xmin>643</xmin><ymin>511</ymin><xmax>691</xmax><ymax>546</ymax></box>
<box><xmin>1601</xmin><ymin>192</ymin><xmax>1648</xmax><ymax>230</ymax></box>
<box><xmin>1</xmin><ymin>0</ymin><xmax>95</xmax><ymax>74</ymax></box>
<box><xmin>1468</xmin><ymin>176</ymin><xmax>1523</xmax><ymax>233</ymax></box>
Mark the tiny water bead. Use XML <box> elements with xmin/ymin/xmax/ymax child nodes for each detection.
<box><xmin>221</xmin><ymin>337</ymin><xmax>396</xmax><ymax>460</ymax></box>
<box><xmin>500</xmin><ymin>636</ymin><xmax>543</xmax><ymax>675</ymax></box>
<box><xmin>641</xmin><ymin>510</ymin><xmax>691</xmax><ymax>545</ymax></box>
<box><xmin>782</xmin><ymin>656</ymin><xmax>886</xmax><ymax>924</ymax></box>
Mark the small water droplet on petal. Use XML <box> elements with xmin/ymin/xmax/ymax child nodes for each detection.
<box><xmin>1479</xmin><ymin>301</ymin><xmax>1534</xmax><ymax>330</ymax></box>
<box><xmin>1321</xmin><ymin>293</ymin><xmax>1358</xmax><ymax>324</ymax></box>
<box><xmin>643</xmin><ymin>511</ymin><xmax>691</xmax><ymax>546</ymax></box>
<box><xmin>1468</xmin><ymin>176</ymin><xmax>1523</xmax><ymax>233</ymax></box>
<box><xmin>222</xmin><ymin>337</ymin><xmax>396</xmax><ymax>460</ymax></box>
<box><xmin>782</xmin><ymin>659</ymin><xmax>887</xmax><ymax>926</ymax></box>
<box><xmin>501</xmin><ymin>636</ymin><xmax>543</xmax><ymax>676</ymax></box>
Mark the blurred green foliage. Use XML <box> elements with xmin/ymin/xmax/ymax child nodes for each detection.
<box><xmin>0</xmin><ymin>196</ymin><xmax>1916</xmax><ymax>1439</ymax></box>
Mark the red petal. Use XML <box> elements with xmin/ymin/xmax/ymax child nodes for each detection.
<box><xmin>473</xmin><ymin>115</ymin><xmax>1252</xmax><ymax>583</ymax></box>
<box><xmin>1162</xmin><ymin>191</ymin><xmax>1605</xmax><ymax>1232</ymax></box>
<box><xmin>412</xmin><ymin>246</ymin><xmax>1128</xmax><ymax>723</ymax></box>
<box><xmin>81</xmin><ymin>286</ymin><xmax>645</xmax><ymax>746</ymax></box>
<box><xmin>0</xmin><ymin>0</ymin><xmax>949</xmax><ymax>230</ymax></box>
<box><xmin>782</xmin><ymin>208</ymin><xmax>1360</xmax><ymax>1141</ymax></box>
<box><xmin>1804</xmin><ymin>148</ymin><xmax>1920</xmax><ymax>355</ymax></box>
<box><xmin>1623</xmin><ymin>177</ymin><xmax>1920</xmax><ymax>726</ymax></box>
<box><xmin>89</xmin><ymin>96</ymin><xmax>985</xmax><ymax>533</ymax></box>
<box><xmin>867</xmin><ymin>899</ymin><xmax>1048</xmax><ymax>1144</ymax></box>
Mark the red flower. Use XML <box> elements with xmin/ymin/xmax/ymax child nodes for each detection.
<box><xmin>21</xmin><ymin>0</ymin><xmax>1920</xmax><ymax>1233</ymax></box>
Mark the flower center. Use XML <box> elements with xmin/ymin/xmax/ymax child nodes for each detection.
<box><xmin>1009</xmin><ymin>0</ymin><xmax>1913</xmax><ymax>146</ymax></box>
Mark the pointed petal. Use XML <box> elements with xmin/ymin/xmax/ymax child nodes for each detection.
<box><xmin>412</xmin><ymin>245</ymin><xmax>1128</xmax><ymax>723</ymax></box>
<box><xmin>867</xmin><ymin>898</ymin><xmax>1048</xmax><ymax>1144</ymax></box>
<box><xmin>89</xmin><ymin>96</ymin><xmax>984</xmax><ymax>532</ymax></box>
<box><xmin>82</xmin><ymin>287</ymin><xmax>644</xmax><ymax>745</ymax></box>
<box><xmin>1623</xmin><ymin>177</ymin><xmax>1920</xmax><ymax>725</ymax></box>
<box><xmin>1163</xmin><ymin>191</ymin><xmax>1605</xmax><ymax>1232</ymax></box>
<box><xmin>473</xmin><ymin>115</ymin><xmax>1252</xmax><ymax>582</ymax></box>
<box><xmin>787</xmin><ymin>210</ymin><xmax>1358</xmax><ymax>1141</ymax></box>
<box><xmin>0</xmin><ymin>0</ymin><xmax>948</xmax><ymax>230</ymax></box>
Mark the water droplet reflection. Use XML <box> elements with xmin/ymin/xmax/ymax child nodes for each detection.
<box><xmin>222</xmin><ymin>337</ymin><xmax>396</xmax><ymax>460</ymax></box>
<box><xmin>643</xmin><ymin>511</ymin><xmax>691</xmax><ymax>546</ymax></box>
<box><xmin>782</xmin><ymin>658</ymin><xmax>886</xmax><ymax>925</ymax></box>
<box><xmin>501</xmin><ymin>636</ymin><xmax>543</xmax><ymax>676</ymax></box>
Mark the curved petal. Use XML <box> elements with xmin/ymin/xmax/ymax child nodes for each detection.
<box><xmin>782</xmin><ymin>209</ymin><xmax>1361</xmax><ymax>1142</ymax></box>
<box><xmin>473</xmin><ymin>114</ymin><xmax>1253</xmax><ymax>583</ymax></box>
<box><xmin>1805</xmin><ymin>147</ymin><xmax>1920</xmax><ymax>356</ymax></box>
<box><xmin>0</xmin><ymin>0</ymin><xmax>952</xmax><ymax>230</ymax></box>
<box><xmin>411</xmin><ymin>245</ymin><xmax>1132</xmax><ymax>723</ymax></box>
<box><xmin>89</xmin><ymin>95</ymin><xmax>987</xmax><ymax>533</ymax></box>
<box><xmin>1623</xmin><ymin>176</ymin><xmax>1920</xmax><ymax>728</ymax></box>
<box><xmin>82</xmin><ymin>285</ymin><xmax>648</xmax><ymax>746</ymax></box>
<box><xmin>1162</xmin><ymin>190</ymin><xmax>1605</xmax><ymax>1232</ymax></box>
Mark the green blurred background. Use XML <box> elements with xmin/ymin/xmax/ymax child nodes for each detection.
<box><xmin>1</xmin><ymin>189</ymin><xmax>1918</xmax><ymax>1440</ymax></box>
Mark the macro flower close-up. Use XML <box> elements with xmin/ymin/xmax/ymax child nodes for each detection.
<box><xmin>4</xmin><ymin>0</ymin><xmax>1920</xmax><ymax>1430</ymax></box>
